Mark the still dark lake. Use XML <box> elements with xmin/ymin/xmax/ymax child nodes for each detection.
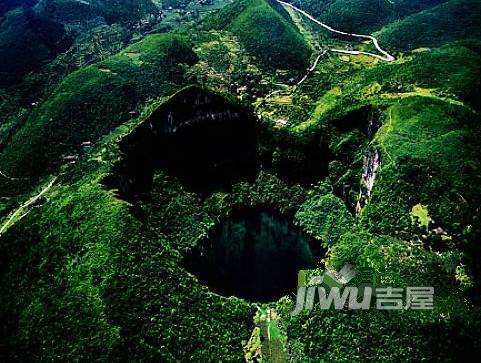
<box><xmin>184</xmin><ymin>208</ymin><xmax>323</xmax><ymax>302</ymax></box>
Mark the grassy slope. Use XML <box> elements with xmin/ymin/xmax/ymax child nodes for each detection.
<box><xmin>1</xmin><ymin>0</ymin><xmax>481</xmax><ymax>361</ymax></box>
<box><xmin>272</xmin><ymin>19</ymin><xmax>481</xmax><ymax>355</ymax></box>
<box><xmin>362</xmin><ymin>97</ymin><xmax>481</xmax><ymax>243</ymax></box>
<box><xmin>0</xmin><ymin>33</ymin><xmax>197</xmax><ymax>195</ymax></box>
<box><xmin>290</xmin><ymin>44</ymin><xmax>481</xmax><ymax>236</ymax></box>
<box><xmin>352</xmin><ymin>44</ymin><xmax>481</xmax><ymax>108</ymax></box>
<box><xmin>295</xmin><ymin>0</ymin><xmax>446</xmax><ymax>33</ymax></box>
<box><xmin>0</xmin><ymin>96</ymin><xmax>311</xmax><ymax>360</ymax></box>
<box><xmin>321</xmin><ymin>0</ymin><xmax>394</xmax><ymax>33</ymax></box>
<box><xmin>203</xmin><ymin>0</ymin><xmax>312</xmax><ymax>71</ymax></box>
<box><xmin>277</xmin><ymin>93</ymin><xmax>481</xmax><ymax>361</ymax></box>
<box><xmin>278</xmin><ymin>228</ymin><xmax>481</xmax><ymax>361</ymax></box>
<box><xmin>378</xmin><ymin>0</ymin><xmax>481</xmax><ymax>51</ymax></box>
<box><xmin>292</xmin><ymin>42</ymin><xmax>481</xmax><ymax>136</ymax></box>
<box><xmin>286</xmin><ymin>98</ymin><xmax>481</xmax><ymax>361</ymax></box>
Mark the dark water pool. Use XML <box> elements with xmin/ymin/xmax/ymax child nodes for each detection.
<box><xmin>184</xmin><ymin>208</ymin><xmax>323</xmax><ymax>302</ymax></box>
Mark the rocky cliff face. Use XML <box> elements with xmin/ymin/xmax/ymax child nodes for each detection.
<box><xmin>106</xmin><ymin>86</ymin><xmax>258</xmax><ymax>198</ymax></box>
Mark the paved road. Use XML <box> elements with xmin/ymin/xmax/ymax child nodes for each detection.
<box><xmin>296</xmin><ymin>49</ymin><xmax>327</xmax><ymax>86</ymax></box>
<box><xmin>277</xmin><ymin>0</ymin><xmax>395</xmax><ymax>62</ymax></box>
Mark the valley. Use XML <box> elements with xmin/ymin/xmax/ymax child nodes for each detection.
<box><xmin>0</xmin><ymin>0</ymin><xmax>480</xmax><ymax>361</ymax></box>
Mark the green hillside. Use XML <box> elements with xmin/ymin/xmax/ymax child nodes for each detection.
<box><xmin>0</xmin><ymin>34</ymin><xmax>197</xmax><ymax>194</ymax></box>
<box><xmin>378</xmin><ymin>0</ymin><xmax>481</xmax><ymax>50</ymax></box>
<box><xmin>364</xmin><ymin>97</ymin><xmax>481</xmax><ymax>242</ymax></box>
<box><xmin>1</xmin><ymin>0</ymin><xmax>481</xmax><ymax>361</ymax></box>
<box><xmin>292</xmin><ymin>0</ymin><xmax>447</xmax><ymax>33</ymax></box>
<box><xmin>349</xmin><ymin>43</ymin><xmax>481</xmax><ymax>108</ymax></box>
<box><xmin>203</xmin><ymin>0</ymin><xmax>312</xmax><ymax>71</ymax></box>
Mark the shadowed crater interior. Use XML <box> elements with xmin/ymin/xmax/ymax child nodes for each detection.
<box><xmin>105</xmin><ymin>86</ymin><xmax>258</xmax><ymax>198</ymax></box>
<box><xmin>184</xmin><ymin>208</ymin><xmax>323</xmax><ymax>302</ymax></box>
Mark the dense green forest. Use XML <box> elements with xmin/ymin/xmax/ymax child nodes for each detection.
<box><xmin>0</xmin><ymin>0</ymin><xmax>480</xmax><ymax>361</ymax></box>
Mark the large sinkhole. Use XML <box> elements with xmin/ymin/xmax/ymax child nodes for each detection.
<box><xmin>105</xmin><ymin>86</ymin><xmax>258</xmax><ymax>198</ymax></box>
<box><xmin>184</xmin><ymin>208</ymin><xmax>323</xmax><ymax>302</ymax></box>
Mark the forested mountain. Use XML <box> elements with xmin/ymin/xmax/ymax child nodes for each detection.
<box><xmin>1</xmin><ymin>0</ymin><xmax>480</xmax><ymax>361</ymax></box>
<box><xmin>0</xmin><ymin>0</ymin><xmax>39</xmax><ymax>17</ymax></box>
<box><xmin>0</xmin><ymin>7</ymin><xmax>71</xmax><ymax>87</ymax></box>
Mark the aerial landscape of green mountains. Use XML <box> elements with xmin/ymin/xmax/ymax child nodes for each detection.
<box><xmin>0</xmin><ymin>0</ymin><xmax>480</xmax><ymax>361</ymax></box>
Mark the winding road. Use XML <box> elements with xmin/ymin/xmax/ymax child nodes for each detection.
<box><xmin>296</xmin><ymin>50</ymin><xmax>326</xmax><ymax>86</ymax></box>
<box><xmin>0</xmin><ymin>176</ymin><xmax>57</xmax><ymax>236</ymax></box>
<box><xmin>277</xmin><ymin>0</ymin><xmax>395</xmax><ymax>62</ymax></box>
